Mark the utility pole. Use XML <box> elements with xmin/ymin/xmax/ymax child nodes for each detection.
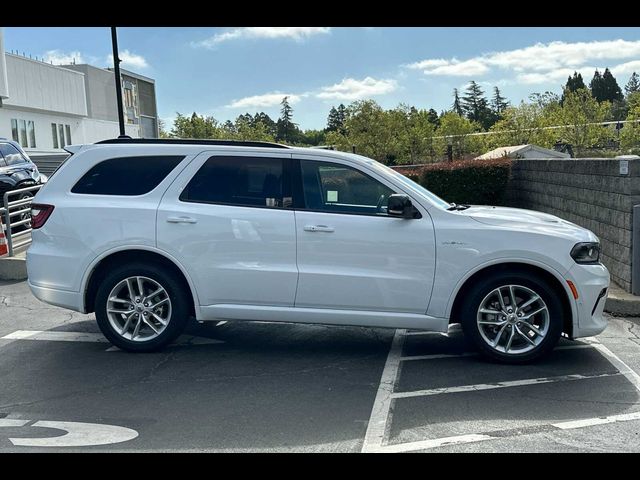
<box><xmin>111</xmin><ymin>27</ymin><xmax>126</xmax><ymax>137</ymax></box>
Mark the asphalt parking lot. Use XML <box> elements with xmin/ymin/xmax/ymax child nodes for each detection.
<box><xmin>1</xmin><ymin>278</ymin><xmax>640</xmax><ymax>452</ymax></box>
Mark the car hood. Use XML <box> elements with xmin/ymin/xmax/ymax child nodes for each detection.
<box><xmin>461</xmin><ymin>206</ymin><xmax>598</xmax><ymax>242</ymax></box>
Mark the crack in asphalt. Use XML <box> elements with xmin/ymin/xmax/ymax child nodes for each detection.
<box><xmin>139</xmin><ymin>349</ymin><xmax>178</xmax><ymax>383</ymax></box>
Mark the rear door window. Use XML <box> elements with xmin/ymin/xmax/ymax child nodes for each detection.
<box><xmin>180</xmin><ymin>156</ymin><xmax>291</xmax><ymax>208</ymax></box>
<box><xmin>71</xmin><ymin>156</ymin><xmax>184</xmax><ymax>195</ymax></box>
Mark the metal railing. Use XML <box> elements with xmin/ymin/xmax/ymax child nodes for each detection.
<box><xmin>1</xmin><ymin>184</ymin><xmax>42</xmax><ymax>257</ymax></box>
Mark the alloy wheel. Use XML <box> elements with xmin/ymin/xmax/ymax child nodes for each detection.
<box><xmin>476</xmin><ymin>284</ymin><xmax>550</xmax><ymax>355</ymax></box>
<box><xmin>106</xmin><ymin>276</ymin><xmax>172</xmax><ymax>342</ymax></box>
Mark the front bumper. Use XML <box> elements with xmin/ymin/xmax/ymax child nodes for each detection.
<box><xmin>567</xmin><ymin>262</ymin><xmax>610</xmax><ymax>338</ymax></box>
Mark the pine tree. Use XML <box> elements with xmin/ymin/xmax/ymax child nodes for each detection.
<box><xmin>566</xmin><ymin>72</ymin><xmax>586</xmax><ymax>92</ymax></box>
<box><xmin>562</xmin><ymin>72</ymin><xmax>586</xmax><ymax>104</ymax></box>
<box><xmin>625</xmin><ymin>72</ymin><xmax>640</xmax><ymax>97</ymax></box>
<box><xmin>336</xmin><ymin>104</ymin><xmax>347</xmax><ymax>134</ymax></box>
<box><xmin>277</xmin><ymin>96</ymin><xmax>297</xmax><ymax>142</ymax></box>
<box><xmin>461</xmin><ymin>81</ymin><xmax>492</xmax><ymax>129</ymax></box>
<box><xmin>452</xmin><ymin>88</ymin><xmax>463</xmax><ymax>116</ymax></box>
<box><xmin>601</xmin><ymin>68</ymin><xmax>623</xmax><ymax>103</ymax></box>
<box><xmin>491</xmin><ymin>86</ymin><xmax>509</xmax><ymax>114</ymax></box>
<box><xmin>589</xmin><ymin>69</ymin><xmax>605</xmax><ymax>102</ymax></box>
<box><xmin>426</xmin><ymin>108</ymin><xmax>440</xmax><ymax>127</ymax></box>
<box><xmin>326</xmin><ymin>106</ymin><xmax>340</xmax><ymax>132</ymax></box>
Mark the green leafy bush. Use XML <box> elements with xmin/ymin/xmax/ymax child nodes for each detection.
<box><xmin>394</xmin><ymin>159</ymin><xmax>512</xmax><ymax>206</ymax></box>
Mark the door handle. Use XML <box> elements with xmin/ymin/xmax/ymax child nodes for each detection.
<box><xmin>303</xmin><ymin>224</ymin><xmax>334</xmax><ymax>233</ymax></box>
<box><xmin>166</xmin><ymin>216</ymin><xmax>198</xmax><ymax>224</ymax></box>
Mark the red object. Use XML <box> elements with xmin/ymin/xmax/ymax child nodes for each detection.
<box><xmin>30</xmin><ymin>204</ymin><xmax>55</xmax><ymax>230</ymax></box>
<box><xmin>0</xmin><ymin>223</ymin><xmax>7</xmax><ymax>256</ymax></box>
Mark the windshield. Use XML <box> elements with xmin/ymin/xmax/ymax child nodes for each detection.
<box><xmin>367</xmin><ymin>160</ymin><xmax>451</xmax><ymax>210</ymax></box>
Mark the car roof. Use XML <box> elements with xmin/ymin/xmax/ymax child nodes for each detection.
<box><xmin>71</xmin><ymin>138</ymin><xmax>375</xmax><ymax>168</ymax></box>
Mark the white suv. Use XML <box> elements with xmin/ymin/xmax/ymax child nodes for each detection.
<box><xmin>26</xmin><ymin>139</ymin><xmax>610</xmax><ymax>363</ymax></box>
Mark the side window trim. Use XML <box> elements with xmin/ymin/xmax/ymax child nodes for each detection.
<box><xmin>178</xmin><ymin>154</ymin><xmax>295</xmax><ymax>211</ymax></box>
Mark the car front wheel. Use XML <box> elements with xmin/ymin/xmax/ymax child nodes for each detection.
<box><xmin>460</xmin><ymin>271</ymin><xmax>564</xmax><ymax>364</ymax></box>
<box><xmin>95</xmin><ymin>263</ymin><xmax>190</xmax><ymax>352</ymax></box>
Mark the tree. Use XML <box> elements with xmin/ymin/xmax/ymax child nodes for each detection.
<box><xmin>486</xmin><ymin>102</ymin><xmax>555</xmax><ymax>150</ymax></box>
<box><xmin>461</xmin><ymin>81</ymin><xmax>493</xmax><ymax>129</ymax></box>
<box><xmin>170</xmin><ymin>112</ymin><xmax>220</xmax><ymax>139</ymax></box>
<box><xmin>548</xmin><ymin>88</ymin><xmax>613</xmax><ymax>156</ymax></box>
<box><xmin>158</xmin><ymin>118</ymin><xmax>170</xmax><ymax>138</ymax></box>
<box><xmin>452</xmin><ymin>88</ymin><xmax>463</xmax><ymax>116</ymax></box>
<box><xmin>433</xmin><ymin>111</ymin><xmax>482</xmax><ymax>159</ymax></box>
<box><xmin>561</xmin><ymin>72</ymin><xmax>586</xmax><ymax>104</ymax></box>
<box><xmin>591</xmin><ymin>68</ymin><xmax>623</xmax><ymax>103</ymax></box>
<box><xmin>426</xmin><ymin>108</ymin><xmax>440</xmax><ymax>128</ymax></box>
<box><xmin>589</xmin><ymin>69</ymin><xmax>605</xmax><ymax>102</ymax></box>
<box><xmin>620</xmin><ymin>92</ymin><xmax>640</xmax><ymax>152</ymax></box>
<box><xmin>336</xmin><ymin>104</ymin><xmax>347</xmax><ymax>133</ymax></box>
<box><xmin>277</xmin><ymin>96</ymin><xmax>298</xmax><ymax>142</ymax></box>
<box><xmin>624</xmin><ymin>72</ymin><xmax>640</xmax><ymax>97</ymax></box>
<box><xmin>529</xmin><ymin>91</ymin><xmax>560</xmax><ymax>109</ymax></box>
<box><xmin>326</xmin><ymin>106</ymin><xmax>340</xmax><ymax>132</ymax></box>
<box><xmin>491</xmin><ymin>86</ymin><xmax>509</xmax><ymax>115</ymax></box>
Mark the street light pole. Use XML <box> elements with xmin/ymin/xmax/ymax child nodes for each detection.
<box><xmin>110</xmin><ymin>27</ymin><xmax>126</xmax><ymax>137</ymax></box>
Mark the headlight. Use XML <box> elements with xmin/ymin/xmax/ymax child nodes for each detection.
<box><xmin>570</xmin><ymin>242</ymin><xmax>600</xmax><ymax>264</ymax></box>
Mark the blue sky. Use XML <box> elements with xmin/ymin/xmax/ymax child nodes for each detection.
<box><xmin>4</xmin><ymin>27</ymin><xmax>640</xmax><ymax>130</ymax></box>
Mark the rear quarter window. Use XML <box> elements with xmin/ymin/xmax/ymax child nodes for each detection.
<box><xmin>71</xmin><ymin>156</ymin><xmax>184</xmax><ymax>195</ymax></box>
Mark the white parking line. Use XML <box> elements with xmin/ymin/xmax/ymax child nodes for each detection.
<box><xmin>362</xmin><ymin>328</ymin><xmax>640</xmax><ymax>453</ymax></box>
<box><xmin>361</xmin><ymin>329</ymin><xmax>406</xmax><ymax>453</ymax></box>
<box><xmin>376</xmin><ymin>410</ymin><xmax>640</xmax><ymax>452</ymax></box>
<box><xmin>1</xmin><ymin>330</ymin><xmax>225</xmax><ymax>349</ymax></box>
<box><xmin>390</xmin><ymin>372</ymin><xmax>621</xmax><ymax>399</ymax></box>
<box><xmin>398</xmin><ymin>343</ymin><xmax>594</xmax><ymax>362</ymax></box>
<box><xmin>589</xmin><ymin>341</ymin><xmax>640</xmax><ymax>394</ymax></box>
<box><xmin>2</xmin><ymin>330</ymin><xmax>107</xmax><ymax>343</ymax></box>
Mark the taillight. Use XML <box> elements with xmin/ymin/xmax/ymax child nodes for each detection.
<box><xmin>30</xmin><ymin>203</ymin><xmax>55</xmax><ymax>229</ymax></box>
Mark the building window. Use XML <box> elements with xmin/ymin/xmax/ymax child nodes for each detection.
<box><xmin>27</xmin><ymin>121</ymin><xmax>37</xmax><ymax>148</ymax></box>
<box><xmin>123</xmin><ymin>80</ymin><xmax>138</xmax><ymax>125</ymax></box>
<box><xmin>18</xmin><ymin>119</ymin><xmax>28</xmax><ymax>148</ymax></box>
<box><xmin>58</xmin><ymin>124</ymin><xmax>65</xmax><ymax>148</ymax></box>
<box><xmin>11</xmin><ymin>118</ymin><xmax>36</xmax><ymax>148</ymax></box>
<box><xmin>50</xmin><ymin>123</ymin><xmax>72</xmax><ymax>149</ymax></box>
<box><xmin>10</xmin><ymin>119</ymin><xmax>19</xmax><ymax>143</ymax></box>
<box><xmin>51</xmin><ymin>123</ymin><xmax>59</xmax><ymax>149</ymax></box>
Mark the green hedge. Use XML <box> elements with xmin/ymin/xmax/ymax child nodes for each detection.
<box><xmin>396</xmin><ymin>159</ymin><xmax>512</xmax><ymax>206</ymax></box>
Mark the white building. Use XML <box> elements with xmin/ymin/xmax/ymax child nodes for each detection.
<box><xmin>0</xmin><ymin>28</ymin><xmax>158</xmax><ymax>171</ymax></box>
<box><xmin>475</xmin><ymin>144</ymin><xmax>571</xmax><ymax>160</ymax></box>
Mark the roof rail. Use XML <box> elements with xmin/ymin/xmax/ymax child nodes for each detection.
<box><xmin>94</xmin><ymin>138</ymin><xmax>291</xmax><ymax>149</ymax></box>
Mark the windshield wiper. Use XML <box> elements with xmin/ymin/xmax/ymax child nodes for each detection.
<box><xmin>447</xmin><ymin>203</ymin><xmax>471</xmax><ymax>211</ymax></box>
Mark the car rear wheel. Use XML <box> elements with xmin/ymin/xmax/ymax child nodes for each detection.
<box><xmin>95</xmin><ymin>263</ymin><xmax>190</xmax><ymax>352</ymax></box>
<box><xmin>460</xmin><ymin>271</ymin><xmax>563</xmax><ymax>364</ymax></box>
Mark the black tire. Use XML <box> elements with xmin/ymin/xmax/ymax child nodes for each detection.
<box><xmin>460</xmin><ymin>270</ymin><xmax>564</xmax><ymax>364</ymax></box>
<box><xmin>95</xmin><ymin>262</ymin><xmax>190</xmax><ymax>352</ymax></box>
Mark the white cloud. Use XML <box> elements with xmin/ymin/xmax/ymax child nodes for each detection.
<box><xmin>194</xmin><ymin>27</ymin><xmax>331</xmax><ymax>48</ymax></box>
<box><xmin>227</xmin><ymin>92</ymin><xmax>302</xmax><ymax>109</ymax></box>
<box><xmin>107</xmin><ymin>50</ymin><xmax>149</xmax><ymax>70</ymax></box>
<box><xmin>485</xmin><ymin>40</ymin><xmax>640</xmax><ymax>72</ymax></box>
<box><xmin>611</xmin><ymin>60</ymin><xmax>640</xmax><ymax>77</ymax></box>
<box><xmin>406</xmin><ymin>39</ymin><xmax>640</xmax><ymax>80</ymax></box>
<box><xmin>42</xmin><ymin>50</ymin><xmax>85</xmax><ymax>65</ymax></box>
<box><xmin>424</xmin><ymin>59</ymin><xmax>490</xmax><ymax>77</ymax></box>
<box><xmin>316</xmin><ymin>77</ymin><xmax>397</xmax><ymax>101</ymax></box>
<box><xmin>406</xmin><ymin>58</ymin><xmax>450</xmax><ymax>70</ymax></box>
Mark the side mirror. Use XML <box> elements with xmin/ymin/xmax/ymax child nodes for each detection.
<box><xmin>387</xmin><ymin>194</ymin><xmax>420</xmax><ymax>219</ymax></box>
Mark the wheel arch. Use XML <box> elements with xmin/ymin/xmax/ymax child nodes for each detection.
<box><xmin>447</xmin><ymin>261</ymin><xmax>576</xmax><ymax>337</ymax></box>
<box><xmin>82</xmin><ymin>247</ymin><xmax>200</xmax><ymax>318</ymax></box>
